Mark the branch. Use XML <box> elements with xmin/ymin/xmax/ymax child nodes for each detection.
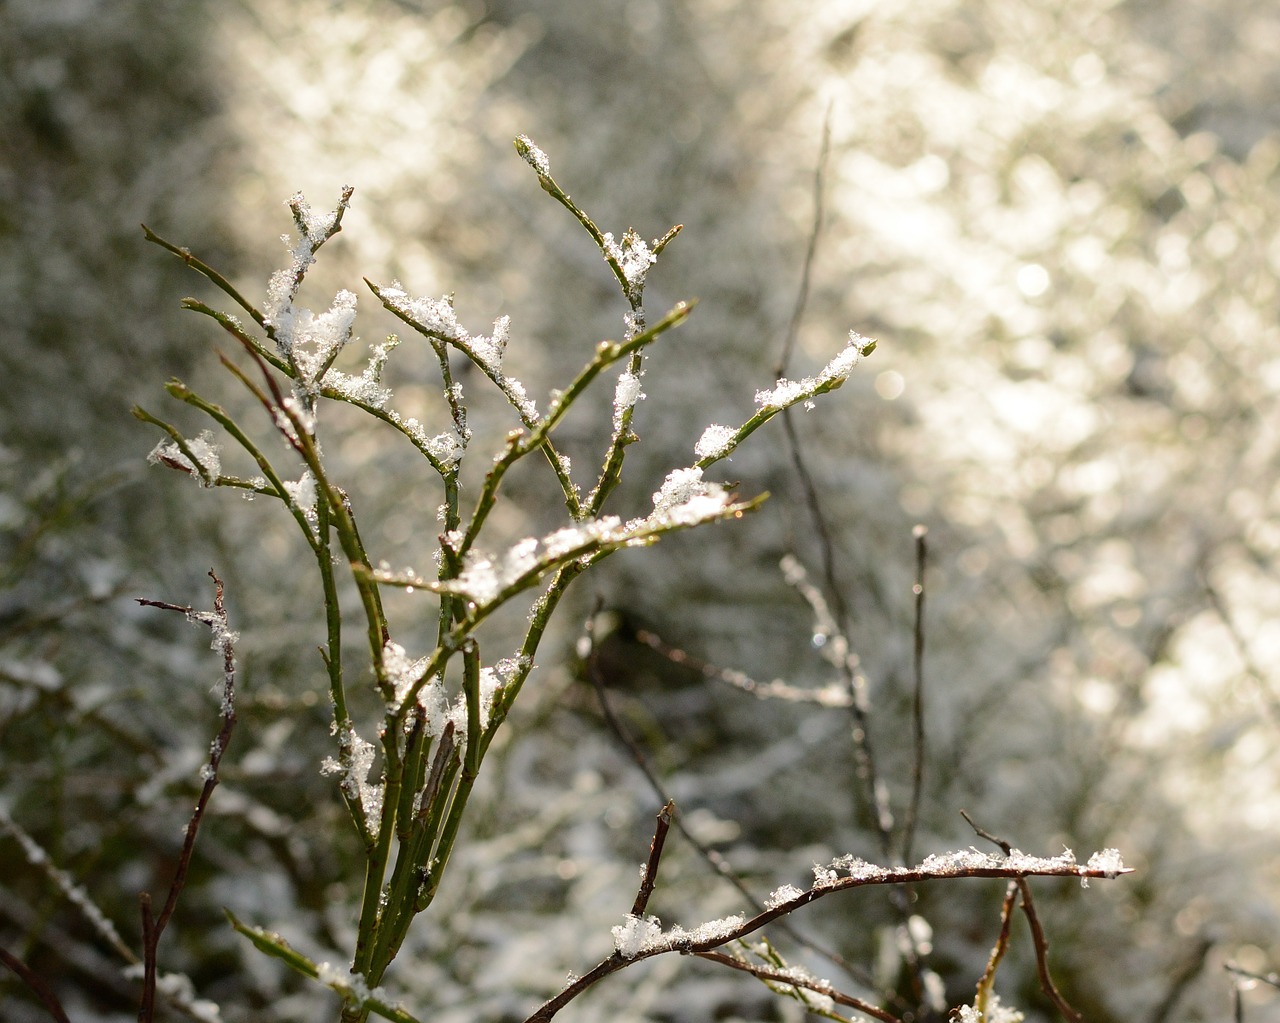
<box><xmin>961</xmin><ymin>812</ymin><xmax>1087</xmax><ymax>1023</ymax></box>
<box><xmin>0</xmin><ymin>947</ymin><xmax>71</xmax><ymax>1023</ymax></box>
<box><xmin>631</xmin><ymin>801</ymin><xmax>674</xmax><ymax>917</ymax></box>
<box><xmin>524</xmin><ymin>845</ymin><xmax>1128</xmax><ymax>1023</ymax></box>
<box><xmin>134</xmin><ymin>571</ymin><xmax>238</xmax><ymax>1022</ymax></box>
<box><xmin>901</xmin><ymin>525</ymin><xmax>928</xmax><ymax>866</ymax></box>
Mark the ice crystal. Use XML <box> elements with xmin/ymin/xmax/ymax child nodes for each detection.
<box><xmin>321</xmin><ymin>725</ymin><xmax>383</xmax><ymax>837</ymax></box>
<box><xmin>283</xmin><ymin>469</ymin><xmax>317</xmax><ymax>522</ymax></box>
<box><xmin>602</xmin><ymin>229</ymin><xmax>657</xmax><ymax>289</ymax></box>
<box><xmin>1085</xmin><ymin>847</ymin><xmax>1126</xmax><ymax>878</ymax></box>
<box><xmin>515</xmin><ymin>133</ymin><xmax>550</xmax><ymax>176</ymax></box>
<box><xmin>148</xmin><ymin>430</ymin><xmax>221</xmax><ymax>486</ymax></box>
<box><xmin>383</xmin><ymin>640</ymin><xmax>428</xmax><ymax>709</ymax></box>
<box><xmin>754</xmin><ymin>331</ymin><xmax>876</xmax><ymax>411</ymax></box>
<box><xmin>438</xmin><ymin>517</ymin><xmax>624</xmax><ymax>606</ymax></box>
<box><xmin>613</xmin><ymin>369</ymin><xmax>645</xmax><ymax>428</ymax></box>
<box><xmin>315</xmin><ymin>963</ymin><xmax>393</xmax><ymax>1010</ymax></box>
<box><xmin>612</xmin><ymin>914</ymin><xmax>663</xmax><ymax>958</ymax></box>
<box><xmin>954</xmin><ymin>994</ymin><xmax>1025</xmax><ymax>1023</ymax></box>
<box><xmin>662</xmin><ymin>914</ymin><xmax>746</xmax><ymax>949</ymax></box>
<box><xmin>387</xmin><ymin>412</ymin><xmax>464</xmax><ymax>467</ymax></box>
<box><xmin>765</xmin><ymin>883</ymin><xmax>805</xmax><ymax>909</ymax></box>
<box><xmin>651</xmin><ymin>467</ymin><xmax>715</xmax><ymax>513</ymax></box>
<box><xmin>378</xmin><ymin>286</ymin><xmax>465</xmax><ymax>340</ymax></box>
<box><xmin>694</xmin><ymin>423</ymin><xmax>737</xmax><ymax>460</ymax></box>
<box><xmin>648</xmin><ymin>467</ymin><xmax>734</xmax><ymax>527</ymax></box>
<box><xmin>830</xmin><ymin>854</ymin><xmax>893</xmax><ymax>880</ymax></box>
<box><xmin>279</xmin><ymin>289</ymin><xmax>358</xmax><ymax>383</ymax></box>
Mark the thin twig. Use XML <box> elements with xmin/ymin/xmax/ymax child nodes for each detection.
<box><xmin>973</xmin><ymin>883</ymin><xmax>1019</xmax><ymax>1015</ymax></box>
<box><xmin>775</xmin><ymin>106</ymin><xmax>832</xmax><ymax>381</ymax></box>
<box><xmin>632</xmin><ymin>801</ymin><xmax>674</xmax><ymax>917</ymax></box>
<box><xmin>635</xmin><ymin>628</ymin><xmax>851</xmax><ymax>707</ymax></box>
<box><xmin>135</xmin><ymin>571</ymin><xmax>238</xmax><ymax>1022</ymax></box>
<box><xmin>768</xmin><ymin>111</ymin><xmax>895</xmax><ymax>856</ymax></box>
<box><xmin>962</xmin><ymin>812</ymin><xmax>1084</xmax><ymax>1023</ymax></box>
<box><xmin>901</xmin><ymin>525</ymin><xmax>928</xmax><ymax>866</ymax></box>
<box><xmin>1226</xmin><ymin>963</ymin><xmax>1280</xmax><ymax>990</ymax></box>
<box><xmin>523</xmin><ymin>851</ymin><xmax>1127</xmax><ymax>1023</ymax></box>
<box><xmin>584</xmin><ymin>607</ymin><xmax>873</xmax><ymax>986</ymax></box>
<box><xmin>0</xmin><ymin>946</ymin><xmax>72</xmax><ymax>1023</ymax></box>
<box><xmin>1147</xmin><ymin>935</ymin><xmax>1214</xmax><ymax>1023</ymax></box>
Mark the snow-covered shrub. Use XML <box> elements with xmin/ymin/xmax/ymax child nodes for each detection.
<box><xmin>0</xmin><ymin>137</ymin><xmax>1129</xmax><ymax>1022</ymax></box>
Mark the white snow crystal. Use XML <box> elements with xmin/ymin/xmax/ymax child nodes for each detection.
<box><xmin>602</xmin><ymin>229</ymin><xmax>657</xmax><ymax>289</ymax></box>
<box><xmin>283</xmin><ymin>469</ymin><xmax>317</xmax><ymax>520</ymax></box>
<box><xmin>515</xmin><ymin>134</ymin><xmax>550</xmax><ymax>175</ymax></box>
<box><xmin>1085</xmin><ymin>848</ymin><xmax>1126</xmax><ymax>878</ymax></box>
<box><xmin>694</xmin><ymin>424</ymin><xmax>737</xmax><ymax>461</ymax></box>
<box><xmin>321</xmin><ymin>726</ymin><xmax>383</xmax><ymax>837</ymax></box>
<box><xmin>439</xmin><ymin>518</ymin><xmax>625</xmax><ymax>606</ymax></box>
<box><xmin>754</xmin><ymin>331</ymin><xmax>875</xmax><ymax>411</ymax></box>
<box><xmin>612</xmin><ymin>914</ymin><xmax>664</xmax><ymax>958</ymax></box>
<box><xmin>613</xmin><ymin>370</ymin><xmax>645</xmax><ymax>428</ymax></box>
<box><xmin>650</xmin><ymin>467</ymin><xmax>712</xmax><ymax>512</ymax></box>
<box><xmin>954</xmin><ymin>995</ymin><xmax>1025</xmax><ymax>1023</ymax></box>
<box><xmin>830</xmin><ymin>854</ymin><xmax>893</xmax><ymax>880</ymax></box>
<box><xmin>764</xmin><ymin>884</ymin><xmax>804</xmax><ymax>910</ymax></box>
<box><xmin>148</xmin><ymin>430</ymin><xmax>221</xmax><ymax>486</ymax></box>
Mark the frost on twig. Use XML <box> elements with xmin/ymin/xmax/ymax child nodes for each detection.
<box><xmin>147</xmin><ymin>429</ymin><xmax>222</xmax><ymax>488</ymax></box>
<box><xmin>373</xmin><ymin>283</ymin><xmax>539</xmax><ymax>424</ymax></box>
<box><xmin>752</xmin><ymin>331</ymin><xmax>876</xmax><ymax>412</ymax></box>
<box><xmin>433</xmin><ymin>471</ymin><xmax>754</xmax><ymax>609</ymax></box>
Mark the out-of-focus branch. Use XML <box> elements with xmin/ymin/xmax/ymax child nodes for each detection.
<box><xmin>692</xmin><ymin>949</ymin><xmax>901</xmax><ymax>1023</ymax></box>
<box><xmin>901</xmin><ymin>525</ymin><xmax>928</xmax><ymax>866</ymax></box>
<box><xmin>584</xmin><ymin>608</ymin><xmax>875</xmax><ymax>988</ymax></box>
<box><xmin>0</xmin><ymin>947</ymin><xmax>71</xmax><ymax>1023</ymax></box>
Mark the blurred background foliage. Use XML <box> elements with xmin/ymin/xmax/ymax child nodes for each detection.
<box><xmin>2</xmin><ymin>0</ymin><xmax>1279</xmax><ymax>1020</ymax></box>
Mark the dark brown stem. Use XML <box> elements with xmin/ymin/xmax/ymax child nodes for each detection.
<box><xmin>961</xmin><ymin>812</ymin><xmax>1084</xmax><ymax>1023</ymax></box>
<box><xmin>631</xmin><ymin>801</ymin><xmax>674</xmax><ymax>917</ymax></box>
<box><xmin>135</xmin><ymin>572</ymin><xmax>238</xmax><ymax>1022</ymax></box>
<box><xmin>0</xmin><ymin>947</ymin><xmax>72</xmax><ymax>1023</ymax></box>
<box><xmin>585</xmin><ymin>610</ymin><xmax>873</xmax><ymax>988</ymax></box>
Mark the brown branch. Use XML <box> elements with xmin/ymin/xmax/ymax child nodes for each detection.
<box><xmin>961</xmin><ymin>812</ymin><xmax>1084</xmax><ymax>1023</ymax></box>
<box><xmin>1226</xmin><ymin>962</ymin><xmax>1280</xmax><ymax>990</ymax></box>
<box><xmin>0</xmin><ymin>946</ymin><xmax>71</xmax><ymax>1023</ymax></box>
<box><xmin>1148</xmin><ymin>935</ymin><xmax>1214</xmax><ymax>1023</ymax></box>
<box><xmin>135</xmin><ymin>571</ymin><xmax>238</xmax><ymax>1022</ymax></box>
<box><xmin>631</xmin><ymin>801</ymin><xmax>674</xmax><ymax>917</ymax></box>
<box><xmin>524</xmin><ymin>851</ymin><xmax>1128</xmax><ymax>1023</ymax></box>
<box><xmin>584</xmin><ymin>609</ymin><xmax>874</xmax><ymax>989</ymax></box>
